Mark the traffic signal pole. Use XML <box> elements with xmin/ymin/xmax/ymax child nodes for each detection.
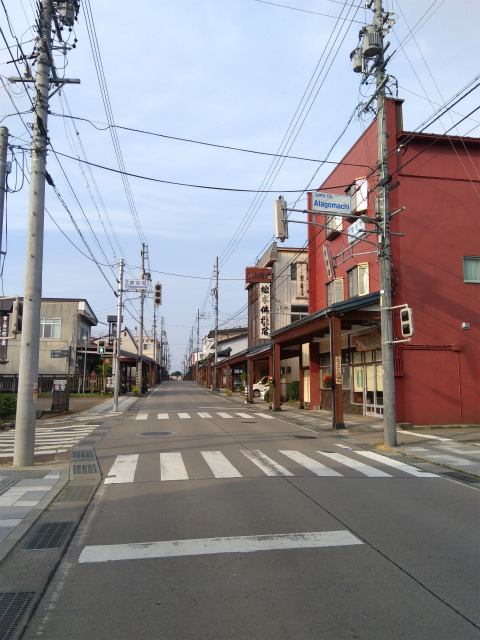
<box><xmin>137</xmin><ymin>244</ymin><xmax>145</xmax><ymax>394</ymax></box>
<box><xmin>14</xmin><ymin>0</ymin><xmax>53</xmax><ymax>467</ymax></box>
<box><xmin>0</xmin><ymin>127</ymin><xmax>8</xmax><ymax>258</ymax></box>
<box><xmin>113</xmin><ymin>258</ymin><xmax>124</xmax><ymax>412</ymax></box>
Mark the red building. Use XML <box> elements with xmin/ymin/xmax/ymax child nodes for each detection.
<box><xmin>272</xmin><ymin>98</ymin><xmax>479</xmax><ymax>426</ymax></box>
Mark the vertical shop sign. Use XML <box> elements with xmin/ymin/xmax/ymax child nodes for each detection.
<box><xmin>258</xmin><ymin>283</ymin><xmax>271</xmax><ymax>339</ymax></box>
<box><xmin>296</xmin><ymin>263</ymin><xmax>308</xmax><ymax>299</ymax></box>
<box><xmin>335</xmin><ymin>356</ymin><xmax>342</xmax><ymax>385</ymax></box>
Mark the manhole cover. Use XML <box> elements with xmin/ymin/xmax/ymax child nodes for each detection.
<box><xmin>139</xmin><ymin>431</ymin><xmax>173</xmax><ymax>437</ymax></box>
<box><xmin>294</xmin><ymin>435</ymin><xmax>317</xmax><ymax>439</ymax></box>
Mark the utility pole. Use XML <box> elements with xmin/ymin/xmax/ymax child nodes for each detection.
<box><xmin>113</xmin><ymin>258</ymin><xmax>124</xmax><ymax>412</ymax></box>
<box><xmin>373</xmin><ymin>0</ymin><xmax>396</xmax><ymax>447</ymax></box>
<box><xmin>0</xmin><ymin>127</ymin><xmax>8</xmax><ymax>257</ymax></box>
<box><xmin>213</xmin><ymin>257</ymin><xmax>219</xmax><ymax>391</ymax></box>
<box><xmin>196</xmin><ymin>309</ymin><xmax>200</xmax><ymax>384</ymax></box>
<box><xmin>159</xmin><ymin>317</ymin><xmax>163</xmax><ymax>381</ymax></box>
<box><xmin>13</xmin><ymin>0</ymin><xmax>80</xmax><ymax>467</ymax></box>
<box><xmin>138</xmin><ymin>244</ymin><xmax>145</xmax><ymax>394</ymax></box>
<box><xmin>153</xmin><ymin>306</ymin><xmax>157</xmax><ymax>384</ymax></box>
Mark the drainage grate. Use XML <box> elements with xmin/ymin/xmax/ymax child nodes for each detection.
<box><xmin>57</xmin><ymin>486</ymin><xmax>95</xmax><ymax>502</ymax></box>
<box><xmin>79</xmin><ymin>439</ymin><xmax>98</xmax><ymax>445</ymax></box>
<box><xmin>72</xmin><ymin>464</ymin><xmax>98</xmax><ymax>475</ymax></box>
<box><xmin>139</xmin><ymin>431</ymin><xmax>172</xmax><ymax>437</ymax></box>
<box><xmin>72</xmin><ymin>450</ymin><xmax>94</xmax><ymax>459</ymax></box>
<box><xmin>294</xmin><ymin>435</ymin><xmax>317</xmax><ymax>439</ymax></box>
<box><xmin>0</xmin><ymin>592</ymin><xmax>35</xmax><ymax>640</ymax></box>
<box><xmin>443</xmin><ymin>471</ymin><xmax>480</xmax><ymax>484</ymax></box>
<box><xmin>22</xmin><ymin>522</ymin><xmax>73</xmax><ymax>550</ymax></box>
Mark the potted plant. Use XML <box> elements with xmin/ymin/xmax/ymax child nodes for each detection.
<box><xmin>323</xmin><ymin>375</ymin><xmax>332</xmax><ymax>389</ymax></box>
<box><xmin>132</xmin><ymin>386</ymin><xmax>139</xmax><ymax>397</ymax></box>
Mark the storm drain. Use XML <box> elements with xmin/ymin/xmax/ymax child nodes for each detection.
<box><xmin>79</xmin><ymin>439</ymin><xmax>98</xmax><ymax>445</ymax></box>
<box><xmin>22</xmin><ymin>522</ymin><xmax>73</xmax><ymax>551</ymax></box>
<box><xmin>294</xmin><ymin>435</ymin><xmax>317</xmax><ymax>439</ymax></box>
<box><xmin>0</xmin><ymin>592</ymin><xmax>35</xmax><ymax>639</ymax></box>
<box><xmin>72</xmin><ymin>464</ymin><xmax>98</xmax><ymax>475</ymax></box>
<box><xmin>57</xmin><ymin>486</ymin><xmax>95</xmax><ymax>502</ymax></box>
<box><xmin>139</xmin><ymin>431</ymin><xmax>172</xmax><ymax>437</ymax></box>
<box><xmin>72</xmin><ymin>450</ymin><xmax>94</xmax><ymax>459</ymax></box>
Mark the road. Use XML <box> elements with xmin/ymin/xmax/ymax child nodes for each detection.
<box><xmin>26</xmin><ymin>382</ymin><xmax>480</xmax><ymax>639</ymax></box>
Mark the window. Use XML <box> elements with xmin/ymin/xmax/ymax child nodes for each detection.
<box><xmin>144</xmin><ymin>343</ymin><xmax>151</xmax><ymax>351</ymax></box>
<box><xmin>463</xmin><ymin>256</ymin><xmax>480</xmax><ymax>283</ymax></box>
<box><xmin>347</xmin><ymin>178</ymin><xmax>368</xmax><ymax>219</ymax></box>
<box><xmin>40</xmin><ymin>317</ymin><xmax>61</xmax><ymax>338</ymax></box>
<box><xmin>347</xmin><ymin>264</ymin><xmax>369</xmax><ymax>298</ymax></box>
<box><xmin>291</xmin><ymin>304</ymin><xmax>308</xmax><ymax>323</ymax></box>
<box><xmin>325</xmin><ymin>214</ymin><xmax>342</xmax><ymax>239</ymax></box>
<box><xmin>326</xmin><ymin>278</ymin><xmax>344</xmax><ymax>306</ymax></box>
<box><xmin>291</xmin><ymin>264</ymin><xmax>297</xmax><ymax>281</ymax></box>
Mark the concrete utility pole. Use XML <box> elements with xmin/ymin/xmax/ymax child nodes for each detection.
<box><xmin>373</xmin><ymin>0</ymin><xmax>397</xmax><ymax>447</ymax></box>
<box><xmin>153</xmin><ymin>306</ymin><xmax>156</xmax><ymax>383</ymax></box>
<box><xmin>113</xmin><ymin>258</ymin><xmax>124</xmax><ymax>412</ymax></box>
<box><xmin>213</xmin><ymin>257</ymin><xmax>219</xmax><ymax>391</ymax></box>
<box><xmin>14</xmin><ymin>0</ymin><xmax>53</xmax><ymax>466</ymax></box>
<box><xmin>0</xmin><ymin>127</ymin><xmax>8</xmax><ymax>257</ymax></box>
<box><xmin>196</xmin><ymin>309</ymin><xmax>200</xmax><ymax>384</ymax></box>
<box><xmin>137</xmin><ymin>244</ymin><xmax>145</xmax><ymax>394</ymax></box>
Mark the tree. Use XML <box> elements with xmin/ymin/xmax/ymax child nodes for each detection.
<box><xmin>171</xmin><ymin>371</ymin><xmax>182</xmax><ymax>377</ymax></box>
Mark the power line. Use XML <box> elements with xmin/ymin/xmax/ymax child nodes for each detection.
<box><xmin>253</xmin><ymin>0</ymin><xmax>364</xmax><ymax>23</ymax></box>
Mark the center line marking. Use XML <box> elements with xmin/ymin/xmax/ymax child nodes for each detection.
<box><xmin>78</xmin><ymin>530</ymin><xmax>363</xmax><ymax>563</ymax></box>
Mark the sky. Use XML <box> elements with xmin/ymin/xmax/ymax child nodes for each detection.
<box><xmin>1</xmin><ymin>0</ymin><xmax>479</xmax><ymax>372</ymax></box>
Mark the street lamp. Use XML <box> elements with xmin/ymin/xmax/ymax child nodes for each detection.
<box><xmin>82</xmin><ymin>334</ymin><xmax>88</xmax><ymax>395</ymax></box>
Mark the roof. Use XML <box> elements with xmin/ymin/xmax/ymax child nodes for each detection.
<box><xmin>271</xmin><ymin>291</ymin><xmax>381</xmax><ymax>337</ymax></box>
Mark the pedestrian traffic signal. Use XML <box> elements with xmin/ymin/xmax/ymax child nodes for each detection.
<box><xmin>11</xmin><ymin>298</ymin><xmax>23</xmax><ymax>335</ymax></box>
<box><xmin>154</xmin><ymin>283</ymin><xmax>162</xmax><ymax>306</ymax></box>
<box><xmin>400</xmin><ymin>307</ymin><xmax>414</xmax><ymax>339</ymax></box>
<box><xmin>98</xmin><ymin>340</ymin><xmax>106</xmax><ymax>355</ymax></box>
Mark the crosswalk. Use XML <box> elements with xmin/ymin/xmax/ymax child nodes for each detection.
<box><xmin>0</xmin><ymin>425</ymin><xmax>99</xmax><ymax>457</ymax></box>
<box><xmin>135</xmin><ymin>411</ymin><xmax>274</xmax><ymax>421</ymax></box>
<box><xmin>104</xmin><ymin>445</ymin><xmax>440</xmax><ymax>484</ymax></box>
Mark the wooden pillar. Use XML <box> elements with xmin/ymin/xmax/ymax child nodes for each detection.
<box><xmin>268</xmin><ymin>351</ymin><xmax>273</xmax><ymax>378</ymax></box>
<box><xmin>226</xmin><ymin>365</ymin><xmax>231</xmax><ymax>391</ymax></box>
<box><xmin>332</xmin><ymin>316</ymin><xmax>345</xmax><ymax>429</ymax></box>
<box><xmin>299</xmin><ymin>361</ymin><xmax>304</xmax><ymax>409</ymax></box>
<box><xmin>248</xmin><ymin>358</ymin><xmax>254</xmax><ymax>403</ymax></box>
<box><xmin>309</xmin><ymin>341</ymin><xmax>320</xmax><ymax>411</ymax></box>
<box><xmin>273</xmin><ymin>342</ymin><xmax>281</xmax><ymax>411</ymax></box>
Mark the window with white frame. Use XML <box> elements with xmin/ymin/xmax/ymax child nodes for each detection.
<box><xmin>144</xmin><ymin>343</ymin><xmax>151</xmax><ymax>351</ymax></box>
<box><xmin>326</xmin><ymin>278</ymin><xmax>344</xmax><ymax>306</ymax></box>
<box><xmin>40</xmin><ymin>317</ymin><xmax>61</xmax><ymax>338</ymax></box>
<box><xmin>291</xmin><ymin>304</ymin><xmax>308</xmax><ymax>323</ymax></box>
<box><xmin>347</xmin><ymin>264</ymin><xmax>369</xmax><ymax>298</ymax></box>
<box><xmin>463</xmin><ymin>256</ymin><xmax>480</xmax><ymax>283</ymax></box>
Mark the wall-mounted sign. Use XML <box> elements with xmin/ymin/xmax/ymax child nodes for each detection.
<box><xmin>258</xmin><ymin>283</ymin><xmax>271</xmax><ymax>339</ymax></box>
<box><xmin>296</xmin><ymin>263</ymin><xmax>308</xmax><ymax>299</ymax></box>
<box><xmin>352</xmin><ymin>329</ymin><xmax>381</xmax><ymax>352</ymax></box>
<box><xmin>335</xmin><ymin>356</ymin><xmax>342</xmax><ymax>385</ymax></box>
<box><xmin>347</xmin><ymin>218</ymin><xmax>366</xmax><ymax>244</ymax></box>
<box><xmin>245</xmin><ymin>267</ymin><xmax>273</xmax><ymax>284</ymax></box>
<box><xmin>311</xmin><ymin>191</ymin><xmax>351</xmax><ymax>214</ymax></box>
<box><xmin>125</xmin><ymin>279</ymin><xmax>148</xmax><ymax>291</ymax></box>
<box><xmin>233</xmin><ymin>368</ymin><xmax>243</xmax><ymax>374</ymax></box>
<box><xmin>51</xmin><ymin>349</ymin><xmax>70</xmax><ymax>358</ymax></box>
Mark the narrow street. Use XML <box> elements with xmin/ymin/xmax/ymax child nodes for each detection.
<box><xmin>26</xmin><ymin>382</ymin><xmax>480</xmax><ymax>639</ymax></box>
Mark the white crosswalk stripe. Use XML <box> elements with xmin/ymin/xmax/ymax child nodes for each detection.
<box><xmin>197</xmin><ymin>412</ymin><xmax>212</xmax><ymax>418</ymax></box>
<box><xmin>254</xmin><ymin>413</ymin><xmax>275</xmax><ymax>419</ymax></box>
<box><xmin>103</xmin><ymin>448</ymin><xmax>445</xmax><ymax>485</ymax></box>
<box><xmin>0</xmin><ymin>425</ymin><xmax>97</xmax><ymax>457</ymax></box>
<box><xmin>236</xmin><ymin>413</ymin><xmax>254</xmax><ymax>419</ymax></box>
<box><xmin>178</xmin><ymin>413</ymin><xmax>191</xmax><ymax>419</ymax></box>
<box><xmin>158</xmin><ymin>413</ymin><xmax>169</xmax><ymax>420</ymax></box>
<box><xmin>135</xmin><ymin>414</ymin><xmax>148</xmax><ymax>420</ymax></box>
<box><xmin>279</xmin><ymin>450</ymin><xmax>342</xmax><ymax>476</ymax></box>
<box><xmin>216</xmin><ymin>412</ymin><xmax>233</xmax><ymax>419</ymax></box>
<box><xmin>201</xmin><ymin>451</ymin><xmax>242</xmax><ymax>478</ymax></box>
<box><xmin>160</xmin><ymin>452</ymin><xmax>189</xmax><ymax>481</ymax></box>
<box><xmin>317</xmin><ymin>451</ymin><xmax>392</xmax><ymax>477</ymax></box>
<box><xmin>241</xmin><ymin>450</ymin><xmax>293</xmax><ymax>476</ymax></box>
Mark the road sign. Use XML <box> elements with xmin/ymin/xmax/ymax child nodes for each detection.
<box><xmin>312</xmin><ymin>191</ymin><xmax>351</xmax><ymax>214</ymax></box>
<box><xmin>51</xmin><ymin>349</ymin><xmax>70</xmax><ymax>358</ymax></box>
<box><xmin>104</xmin><ymin>358</ymin><xmax>110</xmax><ymax>364</ymax></box>
<box><xmin>347</xmin><ymin>218</ymin><xmax>366</xmax><ymax>243</ymax></box>
<box><xmin>125</xmin><ymin>279</ymin><xmax>148</xmax><ymax>291</ymax></box>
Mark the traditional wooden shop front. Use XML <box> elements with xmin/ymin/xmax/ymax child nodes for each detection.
<box><xmin>270</xmin><ymin>292</ymin><xmax>382</xmax><ymax>427</ymax></box>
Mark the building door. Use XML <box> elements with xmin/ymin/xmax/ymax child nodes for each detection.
<box><xmin>353</xmin><ymin>362</ymin><xmax>383</xmax><ymax>418</ymax></box>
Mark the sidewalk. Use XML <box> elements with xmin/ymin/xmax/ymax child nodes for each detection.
<box><xmin>201</xmin><ymin>386</ymin><xmax>480</xmax><ymax>483</ymax></box>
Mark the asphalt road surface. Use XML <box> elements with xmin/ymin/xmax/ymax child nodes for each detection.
<box><xmin>27</xmin><ymin>382</ymin><xmax>480</xmax><ymax>639</ymax></box>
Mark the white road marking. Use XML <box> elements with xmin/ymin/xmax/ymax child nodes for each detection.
<box><xmin>254</xmin><ymin>413</ymin><xmax>275</xmax><ymax>419</ymax></box>
<box><xmin>157</xmin><ymin>413</ymin><xmax>169</xmax><ymax>420</ymax></box>
<box><xmin>197</xmin><ymin>412</ymin><xmax>212</xmax><ymax>418</ymax></box>
<box><xmin>428</xmin><ymin>454</ymin><xmax>479</xmax><ymax>467</ymax></box>
<box><xmin>279</xmin><ymin>451</ymin><xmax>342</xmax><ymax>476</ymax></box>
<box><xmin>317</xmin><ymin>451</ymin><xmax>392</xmax><ymax>477</ymax></box>
<box><xmin>178</xmin><ymin>413</ymin><xmax>191</xmax><ymax>419</ymax></box>
<box><xmin>355</xmin><ymin>451</ymin><xmax>439</xmax><ymax>477</ymax></box>
<box><xmin>160</xmin><ymin>452</ymin><xmax>189</xmax><ymax>481</ymax></box>
<box><xmin>135</xmin><ymin>414</ymin><xmax>148</xmax><ymax>421</ymax></box>
<box><xmin>335</xmin><ymin>444</ymin><xmax>356</xmax><ymax>451</ymax></box>
<box><xmin>104</xmin><ymin>454</ymin><xmax>139</xmax><ymax>484</ymax></box>
<box><xmin>241</xmin><ymin>450</ymin><xmax>293</xmax><ymax>476</ymax></box>
<box><xmin>400</xmin><ymin>430</ymin><xmax>450</xmax><ymax>441</ymax></box>
<box><xmin>79</xmin><ymin>530</ymin><xmax>363</xmax><ymax>563</ymax></box>
<box><xmin>201</xmin><ymin>451</ymin><xmax>242</xmax><ymax>478</ymax></box>
<box><xmin>236</xmin><ymin>413</ymin><xmax>254</xmax><ymax>419</ymax></box>
<box><xmin>216</xmin><ymin>412</ymin><xmax>233</xmax><ymax>419</ymax></box>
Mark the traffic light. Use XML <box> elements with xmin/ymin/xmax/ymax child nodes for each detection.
<box><xmin>154</xmin><ymin>283</ymin><xmax>162</xmax><ymax>306</ymax></box>
<box><xmin>11</xmin><ymin>298</ymin><xmax>23</xmax><ymax>335</ymax></box>
<box><xmin>98</xmin><ymin>340</ymin><xmax>106</xmax><ymax>355</ymax></box>
<box><xmin>400</xmin><ymin>307</ymin><xmax>414</xmax><ymax>339</ymax></box>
